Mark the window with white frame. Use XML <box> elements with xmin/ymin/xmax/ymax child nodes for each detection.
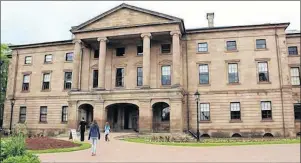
<box><xmin>198</xmin><ymin>43</ymin><xmax>208</xmax><ymax>52</ymax></box>
<box><xmin>226</xmin><ymin>41</ymin><xmax>237</xmax><ymax>51</ymax></box>
<box><xmin>199</xmin><ymin>64</ymin><xmax>209</xmax><ymax>84</ymax></box>
<box><xmin>261</xmin><ymin>101</ymin><xmax>272</xmax><ymax>119</ymax></box>
<box><xmin>256</xmin><ymin>39</ymin><xmax>266</xmax><ymax>49</ymax></box>
<box><xmin>44</xmin><ymin>54</ymin><xmax>52</xmax><ymax>63</ymax></box>
<box><xmin>64</xmin><ymin>72</ymin><xmax>72</xmax><ymax>89</ymax></box>
<box><xmin>62</xmin><ymin>106</ymin><xmax>68</xmax><ymax>122</ymax></box>
<box><xmin>290</xmin><ymin>67</ymin><xmax>300</xmax><ymax>85</ymax></box>
<box><xmin>42</xmin><ymin>73</ymin><xmax>51</xmax><ymax>90</ymax></box>
<box><xmin>40</xmin><ymin>106</ymin><xmax>47</xmax><ymax>122</ymax></box>
<box><xmin>258</xmin><ymin>62</ymin><xmax>269</xmax><ymax>82</ymax></box>
<box><xmin>228</xmin><ymin>63</ymin><xmax>239</xmax><ymax>83</ymax></box>
<box><xmin>230</xmin><ymin>102</ymin><xmax>241</xmax><ymax>120</ymax></box>
<box><xmin>19</xmin><ymin>106</ymin><xmax>26</xmax><ymax>123</ymax></box>
<box><xmin>199</xmin><ymin>103</ymin><xmax>210</xmax><ymax>121</ymax></box>
<box><xmin>25</xmin><ymin>56</ymin><xmax>32</xmax><ymax>64</ymax></box>
<box><xmin>22</xmin><ymin>74</ymin><xmax>30</xmax><ymax>91</ymax></box>
<box><xmin>161</xmin><ymin>66</ymin><xmax>171</xmax><ymax>85</ymax></box>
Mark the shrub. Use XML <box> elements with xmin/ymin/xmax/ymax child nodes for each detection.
<box><xmin>13</xmin><ymin>123</ymin><xmax>28</xmax><ymax>136</ymax></box>
<box><xmin>2</xmin><ymin>153</ymin><xmax>40</xmax><ymax>163</ymax></box>
<box><xmin>0</xmin><ymin>134</ymin><xmax>26</xmax><ymax>161</ymax></box>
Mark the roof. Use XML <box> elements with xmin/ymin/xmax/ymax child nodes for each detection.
<box><xmin>8</xmin><ymin>40</ymin><xmax>73</xmax><ymax>50</ymax></box>
<box><xmin>186</xmin><ymin>22</ymin><xmax>290</xmax><ymax>34</ymax></box>
<box><xmin>71</xmin><ymin>3</ymin><xmax>185</xmax><ymax>33</ymax></box>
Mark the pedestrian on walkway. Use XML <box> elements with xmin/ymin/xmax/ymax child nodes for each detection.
<box><xmin>88</xmin><ymin>120</ymin><xmax>100</xmax><ymax>156</ymax></box>
<box><xmin>78</xmin><ymin>117</ymin><xmax>87</xmax><ymax>142</ymax></box>
<box><xmin>104</xmin><ymin>122</ymin><xmax>111</xmax><ymax>141</ymax></box>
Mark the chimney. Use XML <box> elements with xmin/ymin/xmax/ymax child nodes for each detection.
<box><xmin>206</xmin><ymin>13</ymin><xmax>214</xmax><ymax>27</ymax></box>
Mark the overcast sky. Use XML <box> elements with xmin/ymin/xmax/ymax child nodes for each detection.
<box><xmin>1</xmin><ymin>1</ymin><xmax>300</xmax><ymax>45</ymax></box>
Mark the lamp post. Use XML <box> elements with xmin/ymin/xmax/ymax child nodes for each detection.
<box><xmin>194</xmin><ymin>90</ymin><xmax>200</xmax><ymax>142</ymax></box>
<box><xmin>9</xmin><ymin>98</ymin><xmax>15</xmax><ymax>135</ymax></box>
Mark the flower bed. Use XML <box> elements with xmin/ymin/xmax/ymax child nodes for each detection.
<box><xmin>26</xmin><ymin>137</ymin><xmax>80</xmax><ymax>150</ymax></box>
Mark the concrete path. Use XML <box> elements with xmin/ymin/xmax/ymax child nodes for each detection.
<box><xmin>38</xmin><ymin>133</ymin><xmax>300</xmax><ymax>163</ymax></box>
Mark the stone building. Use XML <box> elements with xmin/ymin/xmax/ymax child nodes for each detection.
<box><xmin>3</xmin><ymin>3</ymin><xmax>300</xmax><ymax>137</ymax></box>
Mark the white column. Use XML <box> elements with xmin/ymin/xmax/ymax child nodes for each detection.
<box><xmin>170</xmin><ymin>31</ymin><xmax>181</xmax><ymax>87</ymax></box>
<box><xmin>141</xmin><ymin>33</ymin><xmax>152</xmax><ymax>88</ymax></box>
<box><xmin>71</xmin><ymin>40</ymin><xmax>81</xmax><ymax>90</ymax></box>
<box><xmin>97</xmin><ymin>37</ymin><xmax>108</xmax><ymax>90</ymax></box>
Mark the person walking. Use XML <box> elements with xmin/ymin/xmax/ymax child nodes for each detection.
<box><xmin>88</xmin><ymin>120</ymin><xmax>100</xmax><ymax>156</ymax></box>
<box><xmin>104</xmin><ymin>122</ymin><xmax>111</xmax><ymax>142</ymax></box>
<box><xmin>78</xmin><ymin>117</ymin><xmax>87</xmax><ymax>142</ymax></box>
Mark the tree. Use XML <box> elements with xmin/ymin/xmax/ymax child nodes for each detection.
<box><xmin>0</xmin><ymin>44</ymin><xmax>11</xmax><ymax>127</ymax></box>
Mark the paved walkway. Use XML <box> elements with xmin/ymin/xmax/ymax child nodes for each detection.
<box><xmin>39</xmin><ymin>133</ymin><xmax>300</xmax><ymax>163</ymax></box>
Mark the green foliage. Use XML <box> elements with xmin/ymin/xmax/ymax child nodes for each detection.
<box><xmin>13</xmin><ymin>123</ymin><xmax>28</xmax><ymax>136</ymax></box>
<box><xmin>0</xmin><ymin>134</ymin><xmax>26</xmax><ymax>161</ymax></box>
<box><xmin>2</xmin><ymin>153</ymin><xmax>40</xmax><ymax>163</ymax></box>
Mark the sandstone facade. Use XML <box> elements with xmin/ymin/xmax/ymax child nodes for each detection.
<box><xmin>3</xmin><ymin>3</ymin><xmax>300</xmax><ymax>137</ymax></box>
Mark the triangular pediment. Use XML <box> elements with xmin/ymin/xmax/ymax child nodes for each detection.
<box><xmin>72</xmin><ymin>3</ymin><xmax>183</xmax><ymax>32</ymax></box>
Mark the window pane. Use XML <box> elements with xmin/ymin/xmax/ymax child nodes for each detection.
<box><xmin>65</xmin><ymin>72</ymin><xmax>72</xmax><ymax>81</ymax></box>
<box><xmin>23</xmin><ymin>75</ymin><xmax>30</xmax><ymax>83</ymax></box>
<box><xmin>43</xmin><ymin>73</ymin><xmax>51</xmax><ymax>82</ymax></box>
<box><xmin>228</xmin><ymin>64</ymin><xmax>238</xmax><ymax>73</ymax></box>
<box><xmin>94</xmin><ymin>50</ymin><xmax>99</xmax><ymax>58</ymax></box>
<box><xmin>199</xmin><ymin>64</ymin><xmax>208</xmax><ymax>73</ymax></box>
<box><xmin>226</xmin><ymin>41</ymin><xmax>237</xmax><ymax>50</ymax></box>
<box><xmin>200</xmin><ymin>103</ymin><xmax>210</xmax><ymax>121</ymax></box>
<box><xmin>137</xmin><ymin>46</ymin><xmax>143</xmax><ymax>55</ymax></box>
<box><xmin>45</xmin><ymin>55</ymin><xmax>52</xmax><ymax>62</ymax></box>
<box><xmin>288</xmin><ymin>46</ymin><xmax>298</xmax><ymax>55</ymax></box>
<box><xmin>261</xmin><ymin>101</ymin><xmax>271</xmax><ymax>110</ymax></box>
<box><xmin>161</xmin><ymin>44</ymin><xmax>171</xmax><ymax>53</ymax></box>
<box><xmin>198</xmin><ymin>43</ymin><xmax>208</xmax><ymax>52</ymax></box>
<box><xmin>161</xmin><ymin>66</ymin><xmax>171</xmax><ymax>85</ymax></box>
<box><xmin>256</xmin><ymin>39</ymin><xmax>266</xmax><ymax>49</ymax></box>
<box><xmin>116</xmin><ymin>68</ymin><xmax>124</xmax><ymax>87</ymax></box>
<box><xmin>291</xmin><ymin>68</ymin><xmax>300</xmax><ymax>85</ymax></box>
<box><xmin>258</xmin><ymin>62</ymin><xmax>268</xmax><ymax>72</ymax></box>
<box><xmin>116</xmin><ymin>47</ymin><xmax>125</xmax><ymax>56</ymax></box>
<box><xmin>66</xmin><ymin>52</ymin><xmax>73</xmax><ymax>61</ymax></box>
<box><xmin>137</xmin><ymin>67</ymin><xmax>143</xmax><ymax>86</ymax></box>
<box><xmin>294</xmin><ymin>103</ymin><xmax>301</xmax><ymax>120</ymax></box>
<box><xmin>230</xmin><ymin>102</ymin><xmax>240</xmax><ymax>111</ymax></box>
<box><xmin>25</xmin><ymin>56</ymin><xmax>32</xmax><ymax>64</ymax></box>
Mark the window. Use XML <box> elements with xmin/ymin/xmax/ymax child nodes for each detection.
<box><xmin>19</xmin><ymin>106</ymin><xmax>26</xmax><ymax>123</ymax></box>
<box><xmin>198</xmin><ymin>43</ymin><xmax>208</xmax><ymax>52</ymax></box>
<box><xmin>137</xmin><ymin>67</ymin><xmax>143</xmax><ymax>86</ymax></box>
<box><xmin>115</xmin><ymin>68</ymin><xmax>124</xmax><ymax>87</ymax></box>
<box><xmin>199</xmin><ymin>64</ymin><xmax>209</xmax><ymax>84</ymax></box>
<box><xmin>42</xmin><ymin>73</ymin><xmax>51</xmax><ymax>90</ymax></box>
<box><xmin>116</xmin><ymin>47</ymin><xmax>125</xmax><ymax>56</ymax></box>
<box><xmin>62</xmin><ymin>106</ymin><xmax>68</xmax><ymax>122</ymax></box>
<box><xmin>226</xmin><ymin>41</ymin><xmax>237</xmax><ymax>51</ymax></box>
<box><xmin>94</xmin><ymin>49</ymin><xmax>99</xmax><ymax>58</ymax></box>
<box><xmin>44</xmin><ymin>54</ymin><xmax>52</xmax><ymax>63</ymax></box>
<box><xmin>228</xmin><ymin>63</ymin><xmax>239</xmax><ymax>83</ymax></box>
<box><xmin>65</xmin><ymin>52</ymin><xmax>73</xmax><ymax>61</ymax></box>
<box><xmin>256</xmin><ymin>39</ymin><xmax>266</xmax><ymax>49</ymax></box>
<box><xmin>288</xmin><ymin>46</ymin><xmax>298</xmax><ymax>55</ymax></box>
<box><xmin>161</xmin><ymin>66</ymin><xmax>171</xmax><ymax>85</ymax></box>
<box><xmin>261</xmin><ymin>101</ymin><xmax>272</xmax><ymax>119</ymax></box>
<box><xmin>22</xmin><ymin>74</ymin><xmax>30</xmax><ymax>91</ymax></box>
<box><xmin>258</xmin><ymin>62</ymin><xmax>269</xmax><ymax>82</ymax></box>
<box><xmin>92</xmin><ymin>70</ymin><xmax>98</xmax><ymax>88</ymax></box>
<box><xmin>161</xmin><ymin>107</ymin><xmax>170</xmax><ymax>121</ymax></box>
<box><xmin>291</xmin><ymin>67</ymin><xmax>300</xmax><ymax>85</ymax></box>
<box><xmin>161</xmin><ymin>44</ymin><xmax>171</xmax><ymax>53</ymax></box>
<box><xmin>25</xmin><ymin>56</ymin><xmax>32</xmax><ymax>64</ymax></box>
<box><xmin>40</xmin><ymin>106</ymin><xmax>47</xmax><ymax>122</ymax></box>
<box><xmin>294</xmin><ymin>103</ymin><xmax>301</xmax><ymax>120</ymax></box>
<box><xmin>230</xmin><ymin>102</ymin><xmax>241</xmax><ymax>120</ymax></box>
<box><xmin>64</xmin><ymin>72</ymin><xmax>72</xmax><ymax>89</ymax></box>
<box><xmin>199</xmin><ymin>103</ymin><xmax>210</xmax><ymax>121</ymax></box>
<box><xmin>137</xmin><ymin>46</ymin><xmax>143</xmax><ymax>56</ymax></box>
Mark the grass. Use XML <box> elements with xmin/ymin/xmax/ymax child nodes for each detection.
<box><xmin>28</xmin><ymin>141</ymin><xmax>91</xmax><ymax>154</ymax></box>
<box><xmin>123</xmin><ymin>137</ymin><xmax>301</xmax><ymax>147</ymax></box>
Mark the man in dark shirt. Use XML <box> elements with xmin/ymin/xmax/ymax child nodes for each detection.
<box><xmin>79</xmin><ymin>117</ymin><xmax>87</xmax><ymax>141</ymax></box>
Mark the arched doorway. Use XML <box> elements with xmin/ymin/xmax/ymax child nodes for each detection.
<box><xmin>78</xmin><ymin>104</ymin><xmax>94</xmax><ymax>128</ymax></box>
<box><xmin>106</xmin><ymin>103</ymin><xmax>139</xmax><ymax>132</ymax></box>
<box><xmin>152</xmin><ymin>102</ymin><xmax>170</xmax><ymax>132</ymax></box>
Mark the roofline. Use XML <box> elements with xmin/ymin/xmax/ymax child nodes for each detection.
<box><xmin>185</xmin><ymin>22</ymin><xmax>290</xmax><ymax>34</ymax></box>
<box><xmin>286</xmin><ymin>32</ymin><xmax>301</xmax><ymax>38</ymax></box>
<box><xmin>72</xmin><ymin>3</ymin><xmax>185</xmax><ymax>32</ymax></box>
<box><xmin>72</xmin><ymin>21</ymin><xmax>183</xmax><ymax>34</ymax></box>
<box><xmin>9</xmin><ymin>40</ymin><xmax>73</xmax><ymax>50</ymax></box>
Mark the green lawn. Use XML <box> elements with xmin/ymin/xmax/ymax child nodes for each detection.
<box><xmin>123</xmin><ymin>138</ymin><xmax>300</xmax><ymax>147</ymax></box>
<box><xmin>28</xmin><ymin>141</ymin><xmax>91</xmax><ymax>154</ymax></box>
